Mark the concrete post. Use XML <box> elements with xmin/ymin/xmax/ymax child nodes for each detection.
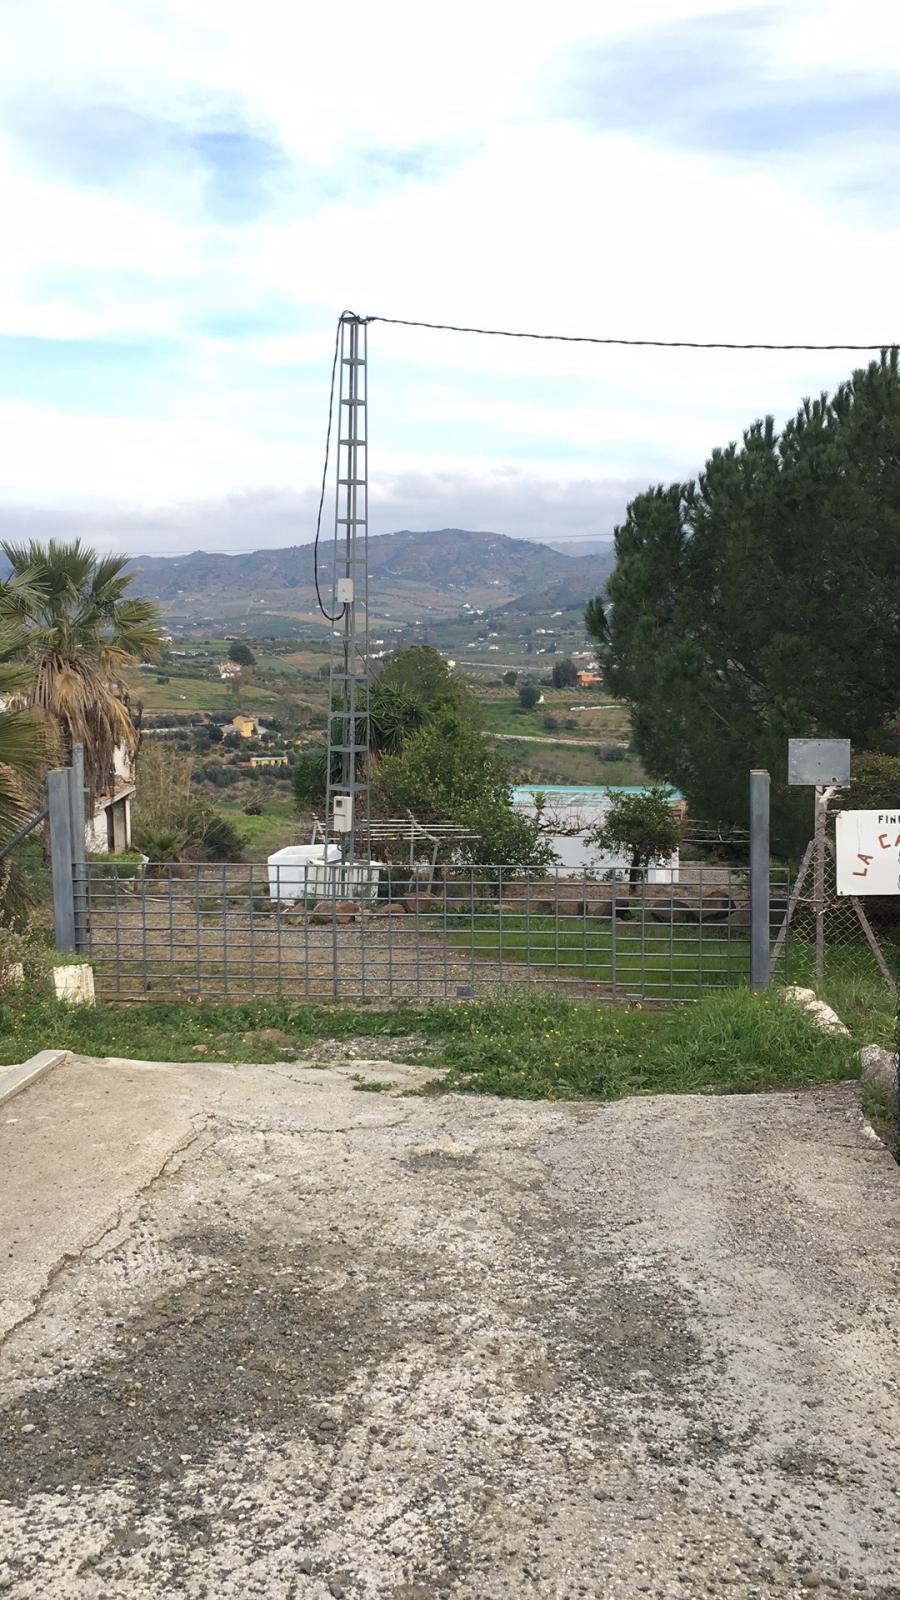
<box><xmin>48</xmin><ymin>768</ymin><xmax>76</xmax><ymax>952</ymax></box>
<box><xmin>749</xmin><ymin>769</ymin><xmax>771</xmax><ymax>991</ymax></box>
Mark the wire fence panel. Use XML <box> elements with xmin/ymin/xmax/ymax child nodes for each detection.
<box><xmin>775</xmin><ymin>844</ymin><xmax>899</xmax><ymax>993</ymax></box>
<box><xmin>79</xmin><ymin>861</ymin><xmax>790</xmax><ymax>1005</ymax></box>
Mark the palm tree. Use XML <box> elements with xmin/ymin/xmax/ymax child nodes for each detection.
<box><xmin>0</xmin><ymin>625</ymin><xmax>46</xmax><ymax>923</ymax></box>
<box><xmin>0</xmin><ymin>624</ymin><xmax>45</xmax><ymax>846</ymax></box>
<box><xmin>0</xmin><ymin>539</ymin><xmax>161</xmax><ymax>793</ymax></box>
<box><xmin>367</xmin><ymin>683</ymin><xmax>426</xmax><ymax>757</ymax></box>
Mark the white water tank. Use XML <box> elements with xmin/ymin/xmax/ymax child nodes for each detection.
<box><xmin>267</xmin><ymin>844</ymin><xmax>341</xmax><ymax>904</ymax></box>
<box><xmin>267</xmin><ymin>844</ymin><xmax>385</xmax><ymax>904</ymax></box>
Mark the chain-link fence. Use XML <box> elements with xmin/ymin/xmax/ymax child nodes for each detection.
<box><xmin>773</xmin><ymin>814</ymin><xmax>899</xmax><ymax>996</ymax></box>
<box><xmin>77</xmin><ymin>859</ymin><xmax>789</xmax><ymax>1005</ymax></box>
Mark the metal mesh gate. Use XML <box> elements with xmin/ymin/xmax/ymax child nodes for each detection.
<box><xmin>78</xmin><ymin>860</ymin><xmax>789</xmax><ymax>1004</ymax></box>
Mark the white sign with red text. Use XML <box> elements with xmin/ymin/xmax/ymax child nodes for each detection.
<box><xmin>835</xmin><ymin>809</ymin><xmax>900</xmax><ymax>895</ymax></box>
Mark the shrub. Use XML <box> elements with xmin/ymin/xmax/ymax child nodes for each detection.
<box><xmin>373</xmin><ymin>710</ymin><xmax>555</xmax><ymax>869</ymax></box>
<box><xmin>0</xmin><ymin>929</ymin><xmax>52</xmax><ymax>996</ymax></box>
<box><xmin>551</xmin><ymin>657</ymin><xmax>579</xmax><ymax>689</ymax></box>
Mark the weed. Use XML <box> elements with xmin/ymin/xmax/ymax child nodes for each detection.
<box><xmin>0</xmin><ymin>989</ymin><xmax>854</xmax><ymax>1106</ymax></box>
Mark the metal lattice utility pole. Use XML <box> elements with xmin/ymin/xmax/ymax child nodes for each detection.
<box><xmin>325</xmin><ymin>314</ymin><xmax>370</xmax><ymax>881</ymax></box>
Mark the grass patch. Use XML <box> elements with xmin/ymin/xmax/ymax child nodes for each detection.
<box><xmin>0</xmin><ymin>989</ymin><xmax>856</xmax><ymax>1102</ymax></box>
<box><xmin>785</xmin><ymin>940</ymin><xmax>899</xmax><ymax>1047</ymax></box>
<box><xmin>441</xmin><ymin>908</ymin><xmax>749</xmax><ymax>997</ymax></box>
<box><xmin>481</xmin><ymin>694</ymin><xmax>632</xmax><ymax>742</ymax></box>
<box><xmin>491</xmin><ymin>737</ymin><xmax>648</xmax><ymax>786</ymax></box>
<box><xmin>0</xmin><ymin>996</ymin><xmax>426</xmax><ymax>1066</ymax></box>
<box><xmin>126</xmin><ymin>669</ymin><xmax>281</xmax><ymax>716</ymax></box>
<box><xmin>423</xmin><ymin>989</ymin><xmax>855</xmax><ymax>1100</ymax></box>
<box><xmin>216</xmin><ymin>797</ymin><xmax>298</xmax><ymax>859</ymax></box>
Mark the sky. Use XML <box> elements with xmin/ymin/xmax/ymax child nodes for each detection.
<box><xmin>1</xmin><ymin>0</ymin><xmax>899</xmax><ymax>556</ymax></box>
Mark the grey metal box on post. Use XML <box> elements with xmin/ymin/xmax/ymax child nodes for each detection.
<box><xmin>787</xmin><ymin>739</ymin><xmax>851</xmax><ymax>788</ymax></box>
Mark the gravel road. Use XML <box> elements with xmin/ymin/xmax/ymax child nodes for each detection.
<box><xmin>1</xmin><ymin>1051</ymin><xmax>899</xmax><ymax>1599</ymax></box>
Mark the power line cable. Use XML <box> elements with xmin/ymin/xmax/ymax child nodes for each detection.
<box><xmin>312</xmin><ymin>311</ymin><xmax>896</xmax><ymax>615</ymax></box>
<box><xmin>362</xmin><ymin>313</ymin><xmax>896</xmax><ymax>352</ymax></box>
<box><xmin>312</xmin><ymin>313</ymin><xmax>352</xmax><ymax>623</ymax></box>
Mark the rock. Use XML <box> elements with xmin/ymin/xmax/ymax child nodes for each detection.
<box><xmin>402</xmin><ymin>893</ymin><xmax>441</xmax><ymax>914</ymax></box>
<box><xmin>782</xmin><ymin>986</ymin><xmax>850</xmax><ymax>1036</ymax></box>
<box><xmin>309</xmin><ymin>900</ymin><xmax>360</xmax><ymax>926</ymax></box>
<box><xmin>727</xmin><ymin>903</ymin><xmax>752</xmax><ymax>931</ymax></box>
<box><xmin>805</xmin><ymin>1001</ymin><xmax>850</xmax><ymax>1036</ymax></box>
<box><xmin>52</xmin><ymin>963</ymin><xmax>95</xmax><ymax>1006</ymax></box>
<box><xmin>859</xmin><ymin>1044</ymin><xmax>898</xmax><ymax>1096</ymax></box>
<box><xmin>699</xmin><ymin>894</ymin><xmax>735</xmax><ymax>923</ymax></box>
<box><xmin>379</xmin><ymin>903</ymin><xmax>407</xmax><ymax>916</ymax></box>
<box><xmin>784</xmin><ymin>984</ymin><xmax>816</xmax><ymax>1004</ymax></box>
<box><xmin>649</xmin><ymin>898</ymin><xmax>700</xmax><ymax>924</ymax></box>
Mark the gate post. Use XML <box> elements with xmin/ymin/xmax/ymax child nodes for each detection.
<box><xmin>749</xmin><ymin>769</ymin><xmax>771</xmax><ymax>991</ymax></box>
<box><xmin>69</xmin><ymin>744</ymin><xmax>88</xmax><ymax>954</ymax></box>
<box><xmin>48</xmin><ymin>768</ymin><xmax>76</xmax><ymax>952</ymax></box>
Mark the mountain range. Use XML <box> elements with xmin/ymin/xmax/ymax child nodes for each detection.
<box><xmin>127</xmin><ymin>528</ymin><xmax>616</xmax><ymax>627</ymax></box>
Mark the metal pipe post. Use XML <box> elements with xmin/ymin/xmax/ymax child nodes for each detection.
<box><xmin>48</xmin><ymin>768</ymin><xmax>76</xmax><ymax>951</ymax></box>
<box><xmin>69</xmin><ymin>744</ymin><xmax>88</xmax><ymax>953</ymax></box>
<box><xmin>813</xmin><ymin>784</ymin><xmax>827</xmax><ymax>987</ymax></box>
<box><xmin>749</xmin><ymin>768</ymin><xmax>771</xmax><ymax>991</ymax></box>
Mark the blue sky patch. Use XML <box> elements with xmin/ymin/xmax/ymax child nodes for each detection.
<box><xmin>0</xmin><ymin>333</ymin><xmax>184</xmax><ymax>413</ymax></box>
<box><xmin>563</xmin><ymin>11</ymin><xmax>900</xmax><ymax>157</ymax></box>
<box><xmin>9</xmin><ymin>101</ymin><xmax>288</xmax><ymax>222</ymax></box>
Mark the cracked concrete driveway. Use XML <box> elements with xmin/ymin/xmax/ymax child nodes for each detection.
<box><xmin>1</xmin><ymin>1052</ymin><xmax>899</xmax><ymax>1600</ymax></box>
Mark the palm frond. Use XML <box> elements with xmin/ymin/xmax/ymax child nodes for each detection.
<box><xmin>0</xmin><ymin>538</ymin><xmax>163</xmax><ymax>791</ymax></box>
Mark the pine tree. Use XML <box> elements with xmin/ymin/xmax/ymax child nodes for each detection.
<box><xmin>586</xmin><ymin>352</ymin><xmax>900</xmax><ymax>850</ymax></box>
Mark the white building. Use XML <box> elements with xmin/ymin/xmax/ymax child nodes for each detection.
<box><xmin>511</xmin><ymin>785</ymin><xmax>679</xmax><ymax>880</ymax></box>
<box><xmin>84</xmin><ymin>745</ymin><xmax>135</xmax><ymax>855</ymax></box>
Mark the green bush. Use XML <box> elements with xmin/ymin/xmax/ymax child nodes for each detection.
<box><xmin>87</xmin><ymin>850</ymin><xmax>145</xmax><ymax>880</ymax></box>
<box><xmin>0</xmin><ymin>929</ymin><xmax>52</xmax><ymax>996</ymax></box>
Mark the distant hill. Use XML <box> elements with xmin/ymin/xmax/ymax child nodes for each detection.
<box><xmin>497</xmin><ymin>558</ymin><xmax>616</xmax><ymax>615</ymax></box>
<box><xmin>126</xmin><ymin>528</ymin><xmax>616</xmax><ymax>625</ymax></box>
<box><xmin>546</xmin><ymin>538</ymin><xmax>616</xmax><ymax>559</ymax></box>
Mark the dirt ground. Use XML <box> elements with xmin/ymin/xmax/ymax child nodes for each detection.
<box><xmin>1</xmin><ymin>1052</ymin><xmax>900</xmax><ymax>1599</ymax></box>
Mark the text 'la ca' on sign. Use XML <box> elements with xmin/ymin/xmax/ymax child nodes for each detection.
<box><xmin>835</xmin><ymin>809</ymin><xmax>900</xmax><ymax>896</ymax></box>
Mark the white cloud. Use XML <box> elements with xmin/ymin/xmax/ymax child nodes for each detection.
<box><xmin>1</xmin><ymin>0</ymin><xmax>899</xmax><ymax>552</ymax></box>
